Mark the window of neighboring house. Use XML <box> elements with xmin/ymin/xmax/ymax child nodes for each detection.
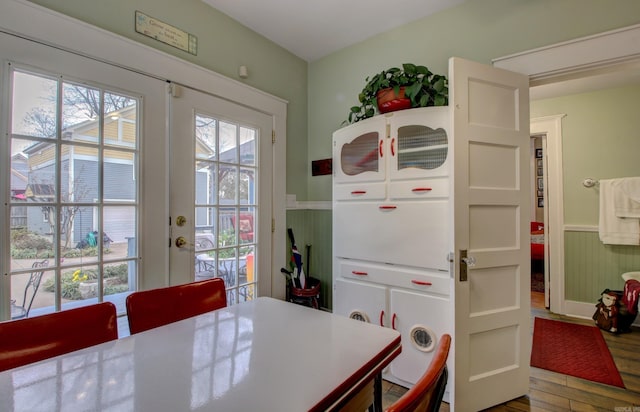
<box><xmin>8</xmin><ymin>66</ymin><xmax>140</xmax><ymax>318</ymax></box>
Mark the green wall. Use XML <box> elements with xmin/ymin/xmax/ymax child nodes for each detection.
<box><xmin>307</xmin><ymin>0</ymin><xmax>640</xmax><ymax>201</ymax></box>
<box><xmin>531</xmin><ymin>85</ymin><xmax>640</xmax><ymax>303</ymax></box>
<box><xmin>28</xmin><ymin>0</ymin><xmax>310</xmax><ymax>201</ymax></box>
<box><xmin>531</xmin><ymin>85</ymin><xmax>640</xmax><ymax>226</ymax></box>
<box><xmin>306</xmin><ymin>0</ymin><xmax>640</xmax><ymax>309</ymax></box>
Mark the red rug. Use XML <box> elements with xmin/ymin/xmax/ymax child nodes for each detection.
<box><xmin>530</xmin><ymin>317</ymin><xmax>625</xmax><ymax>388</ymax></box>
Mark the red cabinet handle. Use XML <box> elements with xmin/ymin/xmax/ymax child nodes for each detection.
<box><xmin>379</xmin><ymin>139</ymin><xmax>384</xmax><ymax>158</ymax></box>
<box><xmin>411</xmin><ymin>279</ymin><xmax>433</xmax><ymax>286</ymax></box>
<box><xmin>411</xmin><ymin>187</ymin><xmax>433</xmax><ymax>193</ymax></box>
<box><xmin>351</xmin><ymin>190</ymin><xmax>367</xmax><ymax>195</ymax></box>
<box><xmin>380</xmin><ymin>310</ymin><xmax>385</xmax><ymax>327</ymax></box>
<box><xmin>379</xmin><ymin>205</ymin><xmax>397</xmax><ymax>210</ymax></box>
<box><xmin>391</xmin><ymin>138</ymin><xmax>395</xmax><ymax>156</ymax></box>
<box><xmin>392</xmin><ymin>313</ymin><xmax>397</xmax><ymax>330</ymax></box>
<box><xmin>351</xmin><ymin>270</ymin><xmax>368</xmax><ymax>276</ymax></box>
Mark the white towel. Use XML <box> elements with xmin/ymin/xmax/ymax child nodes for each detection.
<box><xmin>599</xmin><ymin>179</ymin><xmax>640</xmax><ymax>245</ymax></box>
<box><xmin>614</xmin><ymin>177</ymin><xmax>640</xmax><ymax>218</ymax></box>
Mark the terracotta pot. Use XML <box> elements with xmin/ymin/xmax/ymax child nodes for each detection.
<box><xmin>376</xmin><ymin>87</ymin><xmax>411</xmax><ymax>113</ymax></box>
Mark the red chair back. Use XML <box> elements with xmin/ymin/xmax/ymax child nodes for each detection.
<box><xmin>0</xmin><ymin>302</ymin><xmax>118</xmax><ymax>372</ymax></box>
<box><xmin>385</xmin><ymin>334</ymin><xmax>452</xmax><ymax>412</ymax></box>
<box><xmin>126</xmin><ymin>278</ymin><xmax>227</xmax><ymax>334</ymax></box>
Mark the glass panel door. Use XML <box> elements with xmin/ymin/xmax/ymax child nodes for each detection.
<box><xmin>7</xmin><ymin>66</ymin><xmax>140</xmax><ymax>317</ymax></box>
<box><xmin>169</xmin><ymin>86</ymin><xmax>272</xmax><ymax>305</ymax></box>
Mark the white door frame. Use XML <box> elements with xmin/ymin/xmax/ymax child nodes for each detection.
<box><xmin>530</xmin><ymin>115</ymin><xmax>565</xmax><ymax>313</ymax></box>
<box><xmin>493</xmin><ymin>23</ymin><xmax>640</xmax><ymax>316</ymax></box>
<box><xmin>0</xmin><ymin>0</ymin><xmax>288</xmax><ymax>296</ymax></box>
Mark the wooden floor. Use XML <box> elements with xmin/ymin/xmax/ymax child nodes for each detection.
<box><xmin>381</xmin><ymin>291</ymin><xmax>640</xmax><ymax>411</ymax></box>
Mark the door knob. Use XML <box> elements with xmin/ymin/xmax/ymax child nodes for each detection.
<box><xmin>460</xmin><ymin>250</ymin><xmax>476</xmax><ymax>282</ymax></box>
<box><xmin>175</xmin><ymin>236</ymin><xmax>188</xmax><ymax>248</ymax></box>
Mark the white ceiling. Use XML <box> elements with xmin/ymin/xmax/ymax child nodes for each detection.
<box><xmin>201</xmin><ymin>0</ymin><xmax>468</xmax><ymax>62</ymax></box>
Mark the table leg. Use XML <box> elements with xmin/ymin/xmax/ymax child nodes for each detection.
<box><xmin>372</xmin><ymin>373</ymin><xmax>382</xmax><ymax>412</ymax></box>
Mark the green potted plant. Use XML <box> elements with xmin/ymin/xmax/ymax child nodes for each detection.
<box><xmin>346</xmin><ymin>63</ymin><xmax>448</xmax><ymax>124</ymax></box>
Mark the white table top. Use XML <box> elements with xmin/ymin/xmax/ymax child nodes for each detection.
<box><xmin>0</xmin><ymin>297</ymin><xmax>400</xmax><ymax>412</ymax></box>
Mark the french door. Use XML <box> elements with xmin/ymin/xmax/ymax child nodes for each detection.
<box><xmin>168</xmin><ymin>85</ymin><xmax>273</xmax><ymax>304</ymax></box>
<box><xmin>0</xmin><ymin>31</ymin><xmax>166</xmax><ymax>320</ymax></box>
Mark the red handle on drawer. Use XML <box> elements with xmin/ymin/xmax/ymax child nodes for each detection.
<box><xmin>380</xmin><ymin>310</ymin><xmax>385</xmax><ymax>327</ymax></box>
<box><xmin>411</xmin><ymin>187</ymin><xmax>433</xmax><ymax>193</ymax></box>
<box><xmin>379</xmin><ymin>205</ymin><xmax>397</xmax><ymax>210</ymax></box>
<box><xmin>379</xmin><ymin>139</ymin><xmax>384</xmax><ymax>158</ymax></box>
<box><xmin>392</xmin><ymin>313</ymin><xmax>397</xmax><ymax>330</ymax></box>
<box><xmin>391</xmin><ymin>138</ymin><xmax>395</xmax><ymax>156</ymax></box>
<box><xmin>351</xmin><ymin>270</ymin><xmax>368</xmax><ymax>276</ymax></box>
<box><xmin>351</xmin><ymin>190</ymin><xmax>367</xmax><ymax>195</ymax></box>
<box><xmin>411</xmin><ymin>279</ymin><xmax>433</xmax><ymax>286</ymax></box>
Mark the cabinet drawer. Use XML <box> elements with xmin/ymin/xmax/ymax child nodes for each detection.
<box><xmin>388</xmin><ymin>178</ymin><xmax>449</xmax><ymax>200</ymax></box>
<box><xmin>334</xmin><ymin>182</ymin><xmax>386</xmax><ymax>201</ymax></box>
<box><xmin>338</xmin><ymin>259</ymin><xmax>450</xmax><ymax>296</ymax></box>
<box><xmin>334</xmin><ymin>200</ymin><xmax>450</xmax><ymax>270</ymax></box>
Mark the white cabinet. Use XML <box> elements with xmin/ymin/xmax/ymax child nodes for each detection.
<box><xmin>332</xmin><ymin>58</ymin><xmax>531</xmax><ymax>412</ymax></box>
<box><xmin>333</xmin><ymin>107</ymin><xmax>452</xmax><ymax>271</ymax></box>
<box><xmin>333</xmin><ymin>106</ymin><xmax>453</xmax><ymax>389</ymax></box>
<box><xmin>333</xmin><ymin>269</ymin><xmax>451</xmax><ymax>386</ymax></box>
<box><xmin>333</xmin><ymin>256</ymin><xmax>451</xmax><ymax>381</ymax></box>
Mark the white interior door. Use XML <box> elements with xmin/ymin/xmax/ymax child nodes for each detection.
<box><xmin>450</xmin><ymin>57</ymin><xmax>530</xmax><ymax>411</ymax></box>
<box><xmin>169</xmin><ymin>85</ymin><xmax>273</xmax><ymax>304</ymax></box>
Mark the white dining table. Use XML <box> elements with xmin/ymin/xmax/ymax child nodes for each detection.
<box><xmin>0</xmin><ymin>297</ymin><xmax>401</xmax><ymax>412</ymax></box>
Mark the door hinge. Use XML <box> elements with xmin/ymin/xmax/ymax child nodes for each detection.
<box><xmin>167</xmin><ymin>83</ymin><xmax>181</xmax><ymax>98</ymax></box>
<box><xmin>272</xmin><ymin>130</ymin><xmax>276</xmax><ymax>144</ymax></box>
<box><xmin>272</xmin><ymin>218</ymin><xmax>275</xmax><ymax>233</ymax></box>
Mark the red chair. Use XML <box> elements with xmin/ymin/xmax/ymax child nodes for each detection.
<box><xmin>385</xmin><ymin>334</ymin><xmax>451</xmax><ymax>412</ymax></box>
<box><xmin>126</xmin><ymin>278</ymin><xmax>227</xmax><ymax>334</ymax></box>
<box><xmin>0</xmin><ymin>302</ymin><xmax>118</xmax><ymax>373</ymax></box>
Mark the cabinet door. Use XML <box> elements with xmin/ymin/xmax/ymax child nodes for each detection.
<box><xmin>333</xmin><ymin>116</ymin><xmax>386</xmax><ymax>184</ymax></box>
<box><xmin>333</xmin><ymin>200</ymin><xmax>450</xmax><ymax>270</ymax></box>
<box><xmin>388</xmin><ymin>107</ymin><xmax>450</xmax><ymax>181</ymax></box>
<box><xmin>388</xmin><ymin>289</ymin><xmax>451</xmax><ymax>385</ymax></box>
<box><xmin>333</xmin><ymin>278</ymin><xmax>387</xmax><ymax>327</ymax></box>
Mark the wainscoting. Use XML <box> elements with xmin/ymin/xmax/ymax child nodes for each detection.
<box><xmin>565</xmin><ymin>229</ymin><xmax>640</xmax><ymax>303</ymax></box>
<box><xmin>286</xmin><ymin>208</ymin><xmax>332</xmax><ymax>309</ymax></box>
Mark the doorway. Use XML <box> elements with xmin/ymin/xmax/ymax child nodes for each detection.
<box><xmin>530</xmin><ymin>135</ymin><xmax>546</xmax><ymax>306</ymax></box>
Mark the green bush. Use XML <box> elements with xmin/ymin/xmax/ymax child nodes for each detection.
<box><xmin>10</xmin><ymin>229</ymin><xmax>54</xmax><ymax>258</ymax></box>
<box><xmin>42</xmin><ymin>270</ymin><xmax>85</xmax><ymax>300</ymax></box>
<box><xmin>105</xmin><ymin>284</ymin><xmax>130</xmax><ymax>295</ymax></box>
<box><xmin>105</xmin><ymin>264</ymin><xmax>128</xmax><ymax>283</ymax></box>
<box><xmin>11</xmin><ymin>228</ymin><xmax>53</xmax><ymax>250</ymax></box>
<box><xmin>42</xmin><ymin>265</ymin><xmax>127</xmax><ymax>300</ymax></box>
